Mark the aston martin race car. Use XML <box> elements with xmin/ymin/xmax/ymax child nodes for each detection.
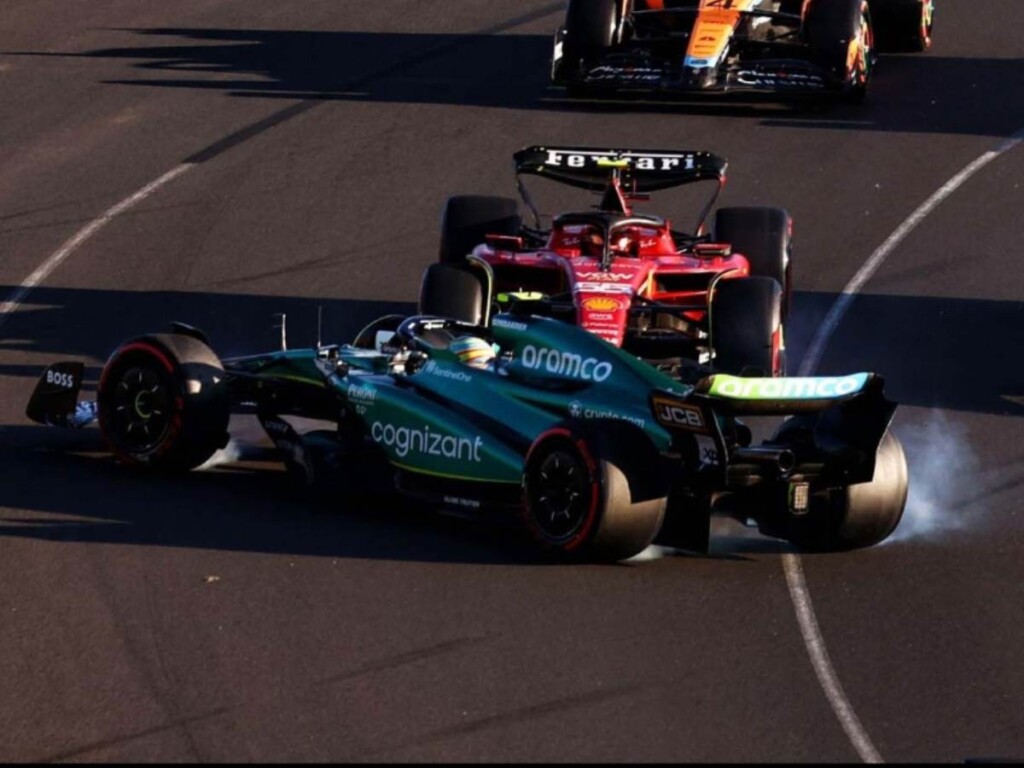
<box><xmin>551</xmin><ymin>0</ymin><xmax>934</xmax><ymax>101</ymax></box>
<box><xmin>421</xmin><ymin>145</ymin><xmax>790</xmax><ymax>379</ymax></box>
<box><xmin>26</xmin><ymin>314</ymin><xmax>908</xmax><ymax>561</ymax></box>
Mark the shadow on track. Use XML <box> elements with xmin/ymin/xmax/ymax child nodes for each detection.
<box><xmin>2</xmin><ymin>284</ymin><xmax>1021</xmax><ymax>416</ymax></box>
<box><xmin>4</xmin><ymin>28</ymin><xmax>1023</xmax><ymax>139</ymax></box>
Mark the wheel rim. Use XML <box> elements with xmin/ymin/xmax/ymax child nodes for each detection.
<box><xmin>527</xmin><ymin>446</ymin><xmax>593</xmax><ymax>542</ymax></box>
<box><xmin>109</xmin><ymin>365</ymin><xmax>172</xmax><ymax>452</ymax></box>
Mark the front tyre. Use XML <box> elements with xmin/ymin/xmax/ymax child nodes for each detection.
<box><xmin>787</xmin><ymin>430</ymin><xmax>909</xmax><ymax>551</ymax></box>
<box><xmin>870</xmin><ymin>0</ymin><xmax>933</xmax><ymax>52</ymax></box>
<box><xmin>98</xmin><ymin>333</ymin><xmax>230</xmax><ymax>471</ymax></box>
<box><xmin>806</xmin><ymin>0</ymin><xmax>875</xmax><ymax>103</ymax></box>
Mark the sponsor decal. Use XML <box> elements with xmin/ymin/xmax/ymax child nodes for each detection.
<box><xmin>585</xmin><ymin>313</ymin><xmax>615</xmax><ymax>321</ymax></box>
<box><xmin>709</xmin><ymin>374</ymin><xmax>869</xmax><ymax>400</ymax></box>
<box><xmin>736</xmin><ymin>70</ymin><xmax>825</xmax><ymax>88</ymax></box>
<box><xmin>544</xmin><ymin>150</ymin><xmax>697</xmax><ymax>172</ymax></box>
<box><xmin>569</xmin><ymin>400</ymin><xmax>645</xmax><ymax>429</ymax></box>
<box><xmin>586</xmin><ymin>65</ymin><xmax>664</xmax><ymax>84</ymax></box>
<box><xmin>577</xmin><ymin>271</ymin><xmax>634</xmax><ymax>281</ymax></box>
<box><xmin>371</xmin><ymin>421</ymin><xmax>483</xmax><ymax>462</ymax></box>
<box><xmin>652</xmin><ymin>395</ymin><xmax>706</xmax><ymax>431</ymax></box>
<box><xmin>521</xmin><ymin>345</ymin><xmax>613</xmax><ymax>382</ymax></box>
<box><xmin>422</xmin><ymin>359</ymin><xmax>472</xmax><ymax>383</ymax></box>
<box><xmin>444</xmin><ymin>496</ymin><xmax>482</xmax><ymax>510</ymax></box>
<box><xmin>45</xmin><ymin>369</ymin><xmax>76</xmax><ymax>389</ymax></box>
<box><xmin>574</xmin><ymin>282</ymin><xmax>633</xmax><ymax>294</ymax></box>
<box><xmin>697</xmin><ymin>436</ymin><xmax>719</xmax><ymax>466</ymax></box>
<box><xmin>582</xmin><ymin>297</ymin><xmax>622</xmax><ymax>312</ymax></box>
<box><xmin>492</xmin><ymin>316</ymin><xmax>529</xmax><ymax>332</ymax></box>
<box><xmin>347</xmin><ymin>383</ymin><xmax>377</xmax><ymax>403</ymax></box>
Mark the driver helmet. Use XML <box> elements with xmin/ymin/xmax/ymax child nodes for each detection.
<box><xmin>610</xmin><ymin>227</ymin><xmax>639</xmax><ymax>256</ymax></box>
<box><xmin>449</xmin><ymin>336</ymin><xmax>496</xmax><ymax>369</ymax></box>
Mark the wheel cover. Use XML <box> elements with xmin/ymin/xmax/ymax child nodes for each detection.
<box><xmin>109</xmin><ymin>365</ymin><xmax>172</xmax><ymax>452</ymax></box>
<box><xmin>527</xmin><ymin>447</ymin><xmax>594</xmax><ymax>542</ymax></box>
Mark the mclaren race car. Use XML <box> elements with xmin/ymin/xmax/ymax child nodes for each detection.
<box><xmin>550</xmin><ymin>0</ymin><xmax>935</xmax><ymax>101</ymax></box>
<box><xmin>421</xmin><ymin>145</ymin><xmax>790</xmax><ymax>379</ymax></box>
<box><xmin>26</xmin><ymin>314</ymin><xmax>909</xmax><ymax>561</ymax></box>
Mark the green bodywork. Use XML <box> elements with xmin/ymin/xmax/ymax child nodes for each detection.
<box><xmin>225</xmin><ymin>313</ymin><xmax>877</xmax><ymax>489</ymax></box>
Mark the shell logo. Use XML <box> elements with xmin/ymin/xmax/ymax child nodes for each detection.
<box><xmin>582</xmin><ymin>297</ymin><xmax>621</xmax><ymax>312</ymax></box>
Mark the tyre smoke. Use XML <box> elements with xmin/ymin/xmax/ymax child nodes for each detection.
<box><xmin>885</xmin><ymin>411</ymin><xmax>982</xmax><ymax>544</ymax></box>
<box><xmin>197</xmin><ymin>438</ymin><xmax>242</xmax><ymax>471</ymax></box>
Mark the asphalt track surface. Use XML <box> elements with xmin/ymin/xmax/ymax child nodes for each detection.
<box><xmin>1</xmin><ymin>1</ymin><xmax>1022</xmax><ymax>762</ymax></box>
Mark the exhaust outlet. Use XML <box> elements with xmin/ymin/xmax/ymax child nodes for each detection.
<box><xmin>731</xmin><ymin>446</ymin><xmax>796</xmax><ymax>474</ymax></box>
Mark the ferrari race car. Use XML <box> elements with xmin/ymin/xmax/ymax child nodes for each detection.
<box><xmin>26</xmin><ymin>314</ymin><xmax>908</xmax><ymax>561</ymax></box>
<box><xmin>551</xmin><ymin>0</ymin><xmax>935</xmax><ymax>101</ymax></box>
<box><xmin>421</xmin><ymin>145</ymin><xmax>790</xmax><ymax>380</ymax></box>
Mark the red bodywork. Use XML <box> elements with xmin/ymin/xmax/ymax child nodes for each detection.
<box><xmin>476</xmin><ymin>217</ymin><xmax>750</xmax><ymax>349</ymax></box>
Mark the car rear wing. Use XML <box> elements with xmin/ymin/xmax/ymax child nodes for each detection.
<box><xmin>514</xmin><ymin>145</ymin><xmax>728</xmax><ymax>232</ymax></box>
<box><xmin>650</xmin><ymin>373</ymin><xmax>898</xmax><ymax>486</ymax></box>
<box><xmin>514</xmin><ymin>146</ymin><xmax>727</xmax><ymax>193</ymax></box>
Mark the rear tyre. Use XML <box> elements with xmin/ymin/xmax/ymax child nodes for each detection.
<box><xmin>439</xmin><ymin>195</ymin><xmax>520</xmax><ymax>266</ymax></box>
<box><xmin>869</xmin><ymin>0</ymin><xmax>932</xmax><ymax>52</ymax></box>
<box><xmin>522</xmin><ymin>421</ymin><xmax>667</xmax><ymax>562</ymax></box>
<box><xmin>713</xmin><ymin>206</ymin><xmax>792</xmax><ymax>318</ymax></box>
<box><xmin>562</xmin><ymin>0</ymin><xmax>621</xmax><ymax>78</ymax></box>
<box><xmin>98</xmin><ymin>333</ymin><xmax>230</xmax><ymax>471</ymax></box>
<box><xmin>419</xmin><ymin>262</ymin><xmax>488</xmax><ymax>326</ymax></box>
<box><xmin>806</xmin><ymin>0</ymin><xmax>875</xmax><ymax>103</ymax></box>
<box><xmin>711</xmin><ymin>277</ymin><xmax>785</xmax><ymax>377</ymax></box>
<box><xmin>786</xmin><ymin>430</ymin><xmax>909</xmax><ymax>551</ymax></box>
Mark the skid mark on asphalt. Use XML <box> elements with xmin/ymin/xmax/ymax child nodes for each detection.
<box><xmin>371</xmin><ymin>682</ymin><xmax>647</xmax><ymax>758</ymax></box>
<box><xmin>32</xmin><ymin>633</ymin><xmax>494</xmax><ymax>762</ymax></box>
<box><xmin>312</xmin><ymin>634</ymin><xmax>495</xmax><ymax>688</ymax></box>
<box><xmin>788</xmin><ymin>126</ymin><xmax>1024</xmax><ymax>764</ymax></box>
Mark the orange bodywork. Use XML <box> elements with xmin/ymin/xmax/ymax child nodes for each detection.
<box><xmin>685</xmin><ymin>0</ymin><xmax>759</xmax><ymax>65</ymax></box>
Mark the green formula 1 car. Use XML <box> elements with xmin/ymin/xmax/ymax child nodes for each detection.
<box><xmin>26</xmin><ymin>312</ymin><xmax>908</xmax><ymax>561</ymax></box>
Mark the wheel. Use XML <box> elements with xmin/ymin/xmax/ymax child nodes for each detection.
<box><xmin>713</xmin><ymin>206</ymin><xmax>793</xmax><ymax>318</ymax></box>
<box><xmin>711</xmin><ymin>276</ymin><xmax>785</xmax><ymax>377</ymax></box>
<box><xmin>562</xmin><ymin>0</ymin><xmax>622</xmax><ymax>76</ymax></box>
<box><xmin>522</xmin><ymin>420</ymin><xmax>667</xmax><ymax>562</ymax></box>
<box><xmin>805</xmin><ymin>0</ymin><xmax>875</xmax><ymax>103</ymax></box>
<box><xmin>786</xmin><ymin>430</ymin><xmax>909</xmax><ymax>551</ymax></box>
<box><xmin>98</xmin><ymin>333</ymin><xmax>230</xmax><ymax>471</ymax></box>
<box><xmin>869</xmin><ymin>0</ymin><xmax>932</xmax><ymax>52</ymax></box>
<box><xmin>439</xmin><ymin>195</ymin><xmax>520</xmax><ymax>266</ymax></box>
<box><xmin>418</xmin><ymin>262</ymin><xmax>488</xmax><ymax>326</ymax></box>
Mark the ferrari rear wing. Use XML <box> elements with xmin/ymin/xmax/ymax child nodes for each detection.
<box><xmin>513</xmin><ymin>146</ymin><xmax>727</xmax><ymax>193</ymax></box>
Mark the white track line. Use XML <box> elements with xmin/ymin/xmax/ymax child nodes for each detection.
<box><xmin>0</xmin><ymin>163</ymin><xmax>194</xmax><ymax>330</ymax></box>
<box><xmin>786</xmin><ymin>127</ymin><xmax>1024</xmax><ymax>764</ymax></box>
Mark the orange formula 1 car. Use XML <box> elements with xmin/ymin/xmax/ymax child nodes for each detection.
<box><xmin>551</xmin><ymin>0</ymin><xmax>934</xmax><ymax>102</ymax></box>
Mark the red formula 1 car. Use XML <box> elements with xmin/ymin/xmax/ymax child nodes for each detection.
<box><xmin>550</xmin><ymin>0</ymin><xmax>935</xmax><ymax>102</ymax></box>
<box><xmin>418</xmin><ymin>145</ymin><xmax>791</xmax><ymax>380</ymax></box>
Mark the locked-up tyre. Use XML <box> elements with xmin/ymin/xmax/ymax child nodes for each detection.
<box><xmin>785</xmin><ymin>430</ymin><xmax>909</xmax><ymax>551</ymax></box>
